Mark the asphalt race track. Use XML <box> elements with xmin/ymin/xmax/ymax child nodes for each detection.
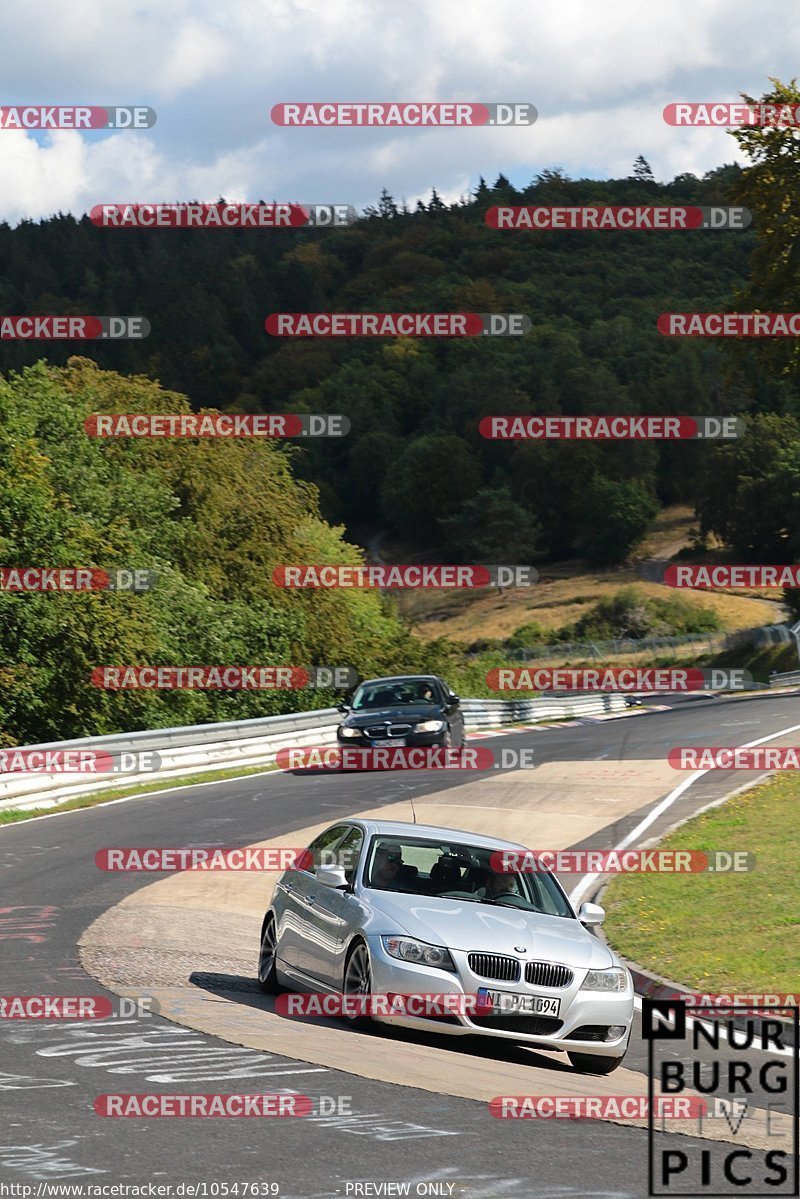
<box><xmin>2</xmin><ymin>692</ymin><xmax>799</xmax><ymax>1197</ymax></box>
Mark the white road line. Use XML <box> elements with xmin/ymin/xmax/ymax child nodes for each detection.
<box><xmin>568</xmin><ymin>718</ymin><xmax>800</xmax><ymax>910</ymax></box>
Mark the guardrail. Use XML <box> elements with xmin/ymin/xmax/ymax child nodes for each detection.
<box><xmin>493</xmin><ymin>622</ymin><xmax>792</xmax><ymax>663</ymax></box>
<box><xmin>769</xmin><ymin>669</ymin><xmax>800</xmax><ymax>688</ymax></box>
<box><xmin>0</xmin><ymin>694</ymin><xmax>628</xmax><ymax>813</ymax></box>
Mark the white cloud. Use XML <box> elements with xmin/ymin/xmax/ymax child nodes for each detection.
<box><xmin>0</xmin><ymin>0</ymin><xmax>797</xmax><ymax>222</ymax></box>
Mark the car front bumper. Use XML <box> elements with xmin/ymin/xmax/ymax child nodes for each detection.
<box><xmin>366</xmin><ymin>937</ymin><xmax>634</xmax><ymax>1057</ymax></box>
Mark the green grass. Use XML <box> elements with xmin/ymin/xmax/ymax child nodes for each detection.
<box><xmin>603</xmin><ymin>774</ymin><xmax>800</xmax><ymax>993</ymax></box>
<box><xmin>0</xmin><ymin>762</ymin><xmax>281</xmax><ymax>826</ymax></box>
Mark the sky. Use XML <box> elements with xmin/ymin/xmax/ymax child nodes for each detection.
<box><xmin>0</xmin><ymin>0</ymin><xmax>798</xmax><ymax>225</ymax></box>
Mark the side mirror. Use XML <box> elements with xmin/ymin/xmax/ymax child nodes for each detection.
<box><xmin>448</xmin><ymin>693</ymin><xmax>460</xmax><ymax>705</ymax></box>
<box><xmin>578</xmin><ymin>901</ymin><xmax>605</xmax><ymax>927</ymax></box>
<box><xmin>316</xmin><ymin>865</ymin><xmax>349</xmax><ymax>889</ymax></box>
<box><xmin>336</xmin><ymin>702</ymin><xmax>350</xmax><ymax>714</ymax></box>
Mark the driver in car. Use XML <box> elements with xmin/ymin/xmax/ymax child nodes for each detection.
<box><xmin>371</xmin><ymin>844</ymin><xmax>405</xmax><ymax>890</ymax></box>
<box><xmin>482</xmin><ymin>870</ymin><xmax>520</xmax><ymax>899</ymax></box>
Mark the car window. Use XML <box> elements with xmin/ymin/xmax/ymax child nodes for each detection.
<box><xmin>361</xmin><ymin>834</ymin><xmax>572</xmax><ymax>915</ymax></box>
<box><xmin>303</xmin><ymin>825</ymin><xmax>349</xmax><ymax>874</ymax></box>
<box><xmin>336</xmin><ymin>826</ymin><xmax>364</xmax><ymax>884</ymax></box>
<box><xmin>351</xmin><ymin>680</ymin><xmax>442</xmax><ymax>710</ymax></box>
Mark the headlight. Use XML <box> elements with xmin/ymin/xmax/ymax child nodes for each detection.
<box><xmin>339</xmin><ymin>726</ymin><xmax>363</xmax><ymax>738</ymax></box>
<box><xmin>381</xmin><ymin>936</ymin><xmax>456</xmax><ymax>972</ymax></box>
<box><xmin>580</xmin><ymin>967</ymin><xmax>628</xmax><ymax>992</ymax></box>
<box><xmin>415</xmin><ymin>720</ymin><xmax>446</xmax><ymax>733</ymax></box>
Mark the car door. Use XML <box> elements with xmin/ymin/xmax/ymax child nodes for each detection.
<box><xmin>296</xmin><ymin>824</ymin><xmax>365</xmax><ymax>988</ymax></box>
<box><xmin>277</xmin><ymin>824</ymin><xmax>349</xmax><ymax>969</ymax></box>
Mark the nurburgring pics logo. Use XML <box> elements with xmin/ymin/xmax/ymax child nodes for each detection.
<box><xmin>479</xmin><ymin>415</ymin><xmax>742</xmax><ymax>439</ymax></box>
<box><xmin>0</xmin><ymin>106</ymin><xmax>156</xmax><ymax>129</ymax></box>
<box><xmin>265</xmin><ymin>313</ymin><xmax>530</xmax><ymax>336</ymax></box>
<box><xmin>669</xmin><ymin>746</ymin><xmax>800</xmax><ymax>770</ymax></box>
<box><xmin>486</xmin><ymin>207</ymin><xmax>751</xmax><ymax>231</ymax></box>
<box><xmin>0</xmin><ymin>316</ymin><xmax>149</xmax><ymax>339</ymax></box>
<box><xmin>664</xmin><ymin>102</ymin><xmax>800</xmax><ymax>126</ymax></box>
<box><xmin>488</xmin><ymin>849</ymin><xmax>754</xmax><ymax>874</ymax></box>
<box><xmin>271</xmin><ymin>102</ymin><xmax>537</xmax><ymax>126</ymax></box>
<box><xmin>664</xmin><ymin>565</ymin><xmax>800</xmax><ymax>588</ymax></box>
<box><xmin>659</xmin><ymin>313</ymin><xmax>800</xmax><ymax>336</ymax></box>
<box><xmin>272</xmin><ymin>565</ymin><xmax>537</xmax><ymax>588</ymax></box>
<box><xmin>487</xmin><ymin>668</ymin><xmax>751</xmax><ymax>692</ymax></box>
<box><xmin>90</xmin><ymin>666</ymin><xmax>358</xmax><ymax>690</ymax></box>
<box><xmin>0</xmin><ymin>568</ymin><xmax>156</xmax><ymax>591</ymax></box>
<box><xmin>91</xmin><ymin>203</ymin><xmax>356</xmax><ymax>228</ymax></box>
<box><xmin>0</xmin><ymin>749</ymin><xmax>160</xmax><ymax>773</ymax></box>
<box><xmin>84</xmin><ymin>413</ymin><xmax>349</xmax><ymax>438</ymax></box>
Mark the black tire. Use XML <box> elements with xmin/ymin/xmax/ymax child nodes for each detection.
<box><xmin>257</xmin><ymin>915</ymin><xmax>282</xmax><ymax>994</ymax></box>
<box><xmin>568</xmin><ymin>1051</ymin><xmax>625</xmax><ymax>1075</ymax></box>
<box><xmin>342</xmin><ymin>940</ymin><xmax>373</xmax><ymax>1029</ymax></box>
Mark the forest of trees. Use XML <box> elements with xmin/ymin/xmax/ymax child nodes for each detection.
<box><xmin>0</xmin><ymin>160</ymin><xmax>779</xmax><ymax>566</ymax></box>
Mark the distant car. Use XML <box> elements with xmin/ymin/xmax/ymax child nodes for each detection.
<box><xmin>258</xmin><ymin>819</ymin><xmax>634</xmax><ymax>1074</ymax></box>
<box><xmin>335</xmin><ymin>674</ymin><xmax>465</xmax><ymax>750</ymax></box>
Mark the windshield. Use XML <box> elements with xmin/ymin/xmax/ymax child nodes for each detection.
<box><xmin>363</xmin><ymin>835</ymin><xmax>572</xmax><ymax>918</ymax></box>
<box><xmin>351</xmin><ymin>680</ymin><xmax>440</xmax><ymax>710</ymax></box>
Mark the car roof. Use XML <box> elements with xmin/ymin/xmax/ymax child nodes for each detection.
<box><xmin>347</xmin><ymin>818</ymin><xmax>529</xmax><ymax>853</ymax></box>
<box><xmin>356</xmin><ymin>675</ymin><xmax>441</xmax><ymax>686</ymax></box>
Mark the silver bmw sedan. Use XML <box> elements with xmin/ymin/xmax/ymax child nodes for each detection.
<box><xmin>258</xmin><ymin>819</ymin><xmax>634</xmax><ymax>1074</ymax></box>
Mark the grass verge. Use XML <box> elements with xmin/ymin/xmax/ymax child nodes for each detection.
<box><xmin>0</xmin><ymin>762</ymin><xmax>281</xmax><ymax>826</ymax></box>
<box><xmin>603</xmin><ymin>773</ymin><xmax>800</xmax><ymax>993</ymax></box>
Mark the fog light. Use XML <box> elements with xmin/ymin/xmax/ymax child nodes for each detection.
<box><xmin>606</xmin><ymin>1025</ymin><xmax>627</xmax><ymax>1041</ymax></box>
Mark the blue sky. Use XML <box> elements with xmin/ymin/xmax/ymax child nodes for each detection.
<box><xmin>0</xmin><ymin>0</ymin><xmax>798</xmax><ymax>225</ymax></box>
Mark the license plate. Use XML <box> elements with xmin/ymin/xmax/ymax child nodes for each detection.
<box><xmin>477</xmin><ymin>988</ymin><xmax>561</xmax><ymax>1017</ymax></box>
<box><xmin>372</xmin><ymin>738</ymin><xmax>406</xmax><ymax>747</ymax></box>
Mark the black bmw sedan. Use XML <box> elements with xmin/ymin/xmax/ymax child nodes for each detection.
<box><xmin>336</xmin><ymin>675</ymin><xmax>465</xmax><ymax>749</ymax></box>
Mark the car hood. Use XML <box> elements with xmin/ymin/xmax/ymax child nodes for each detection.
<box><xmin>345</xmin><ymin>705</ymin><xmax>443</xmax><ymax>727</ymax></box>
<box><xmin>366</xmin><ymin>893</ymin><xmax>614</xmax><ymax>970</ymax></box>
